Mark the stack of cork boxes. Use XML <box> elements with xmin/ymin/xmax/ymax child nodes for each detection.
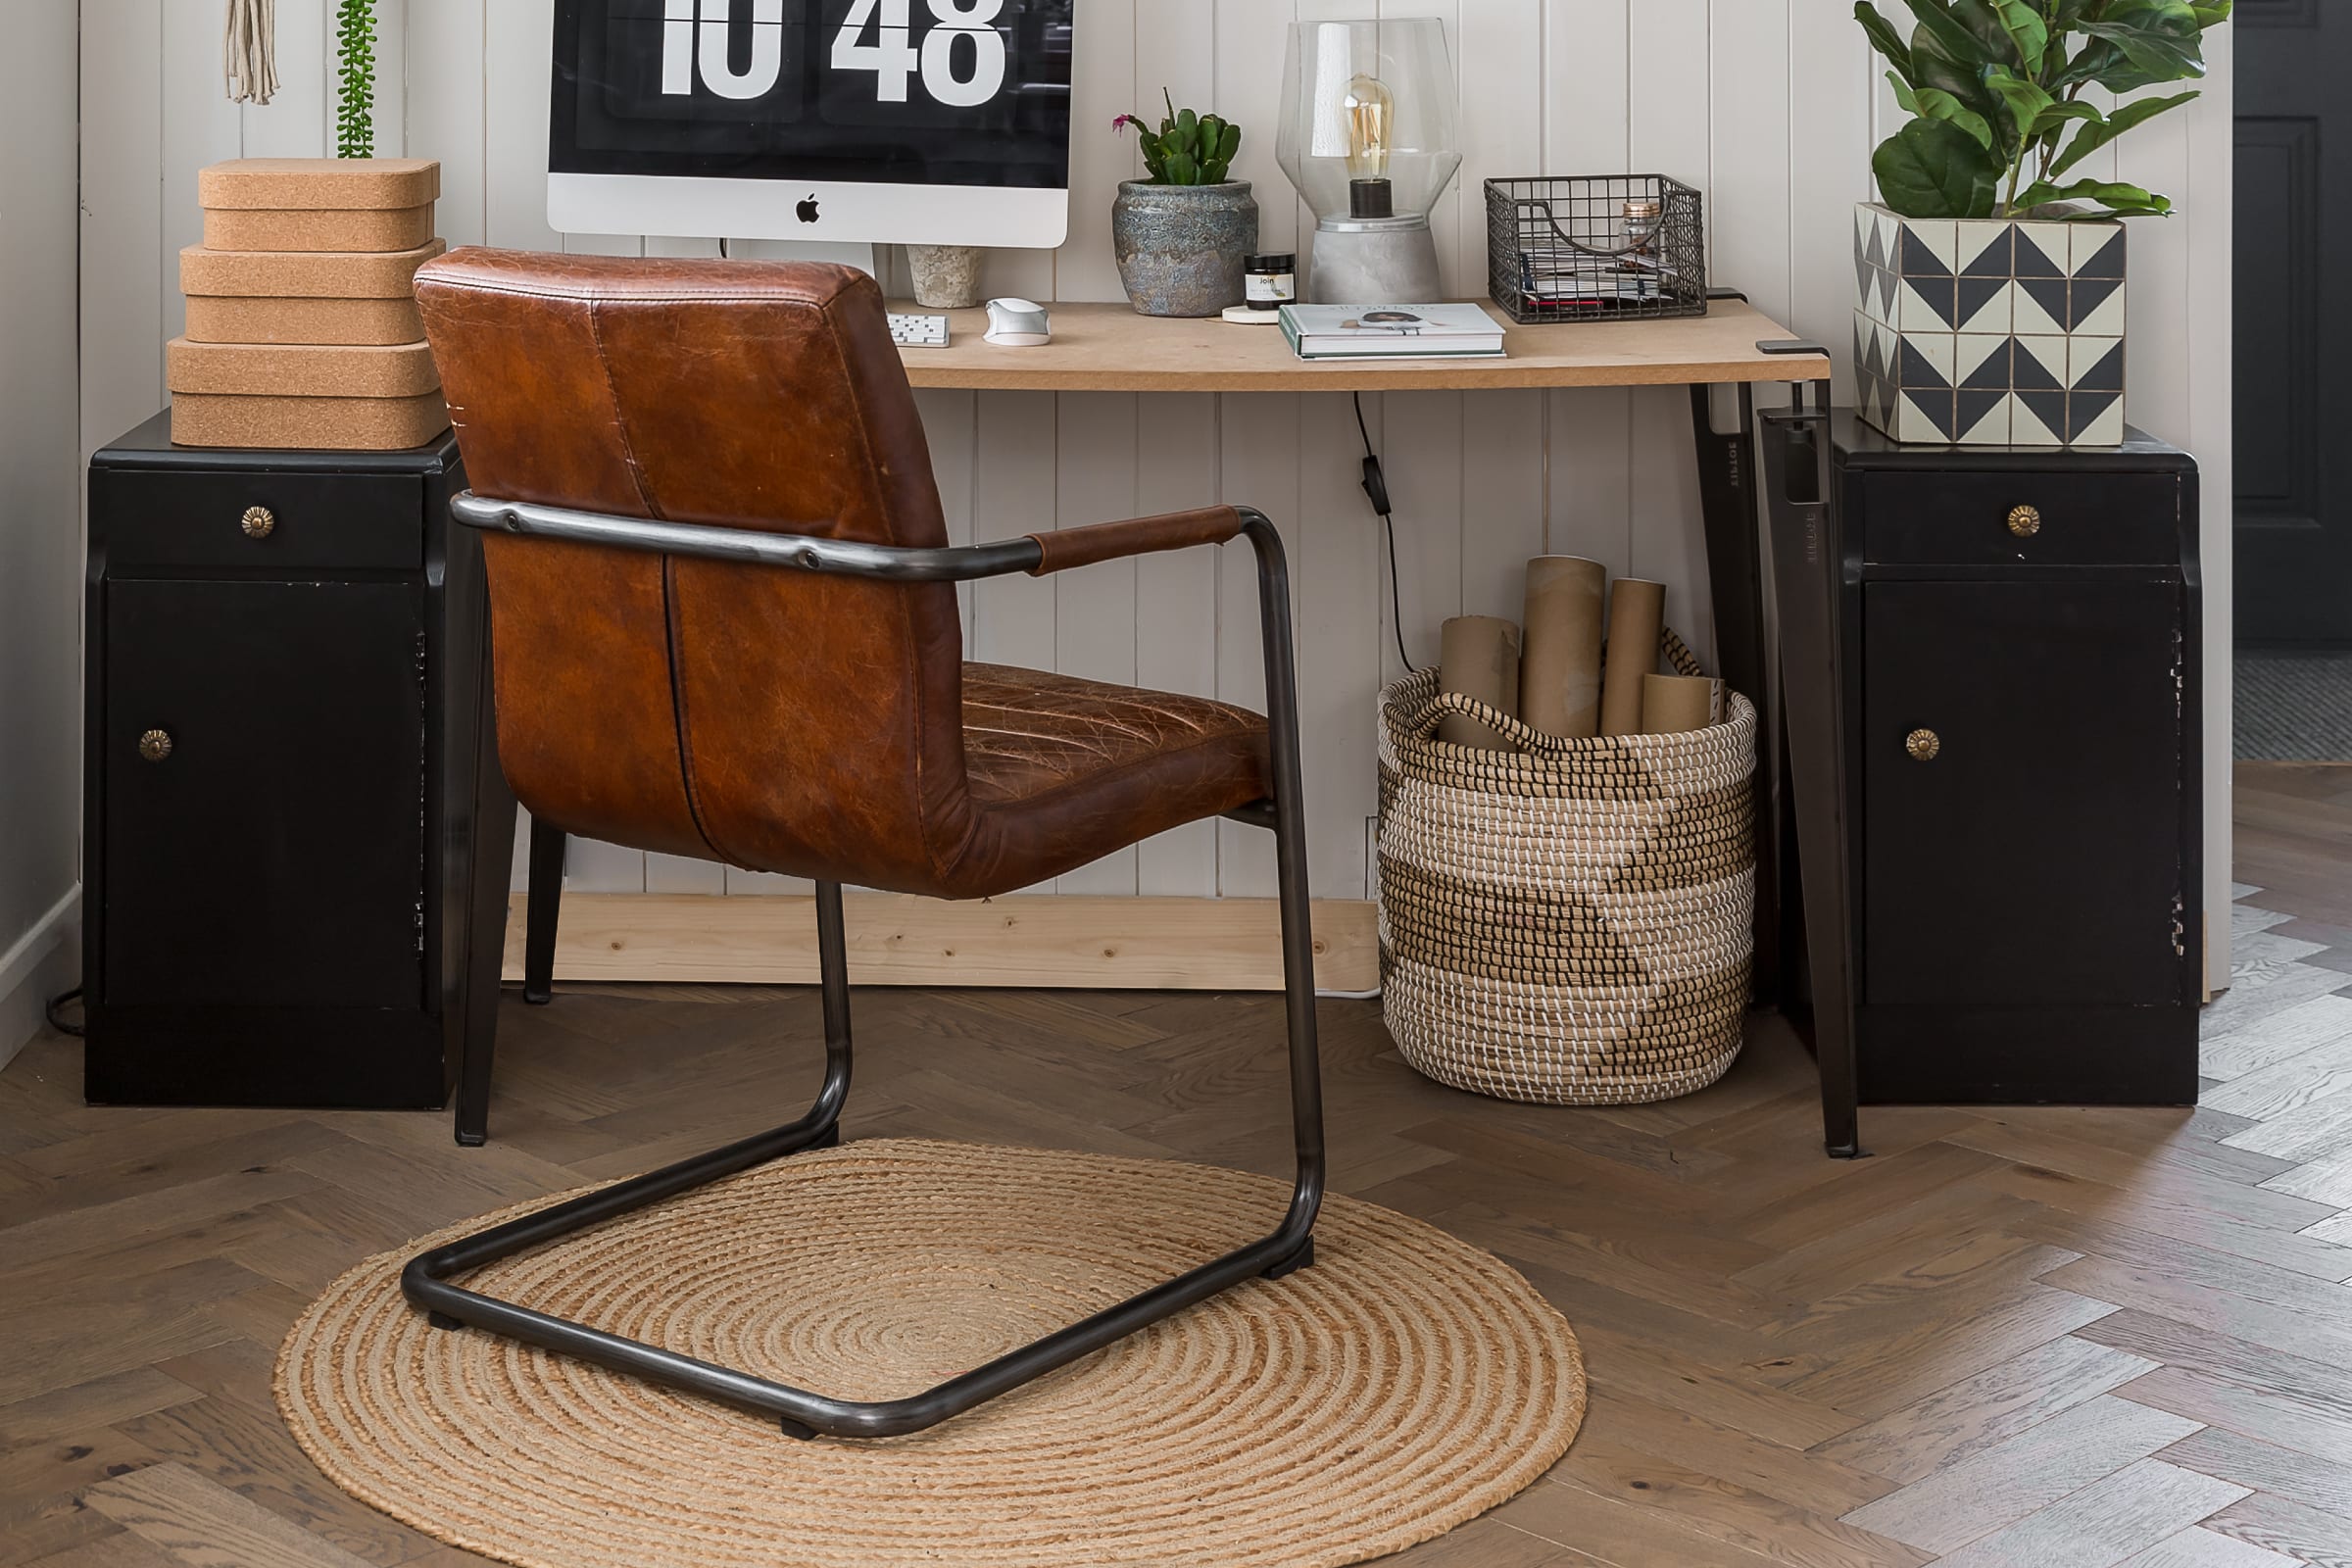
<box><xmin>170</xmin><ymin>159</ymin><xmax>449</xmax><ymax>450</ymax></box>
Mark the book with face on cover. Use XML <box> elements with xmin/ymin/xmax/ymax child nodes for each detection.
<box><xmin>1278</xmin><ymin>303</ymin><xmax>1507</xmax><ymax>360</ymax></box>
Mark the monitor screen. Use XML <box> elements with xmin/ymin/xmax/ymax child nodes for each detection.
<box><xmin>553</xmin><ymin>0</ymin><xmax>1075</xmax><ymax>192</ymax></box>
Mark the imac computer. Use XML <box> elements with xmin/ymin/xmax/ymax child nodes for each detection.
<box><xmin>549</xmin><ymin>0</ymin><xmax>1075</xmax><ymax>249</ymax></box>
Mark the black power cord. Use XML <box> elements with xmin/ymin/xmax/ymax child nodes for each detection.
<box><xmin>45</xmin><ymin>986</ymin><xmax>84</xmax><ymax>1038</ymax></box>
<box><xmin>1351</xmin><ymin>391</ymin><xmax>1416</xmax><ymax>673</ymax></box>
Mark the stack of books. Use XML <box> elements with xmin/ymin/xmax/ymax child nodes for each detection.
<box><xmin>1278</xmin><ymin>303</ymin><xmax>1506</xmax><ymax>362</ymax></box>
<box><xmin>170</xmin><ymin>160</ymin><xmax>450</xmax><ymax>451</ymax></box>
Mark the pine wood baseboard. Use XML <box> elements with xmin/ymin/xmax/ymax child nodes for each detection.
<box><xmin>501</xmin><ymin>893</ymin><xmax>1381</xmax><ymax>993</ymax></box>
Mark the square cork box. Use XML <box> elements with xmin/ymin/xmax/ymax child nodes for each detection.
<box><xmin>168</xmin><ymin>339</ymin><xmax>448</xmax><ymax>451</ymax></box>
<box><xmin>181</xmin><ymin>239</ymin><xmax>447</xmax><ymax>347</ymax></box>
<box><xmin>199</xmin><ymin>158</ymin><xmax>440</xmax><ymax>254</ymax></box>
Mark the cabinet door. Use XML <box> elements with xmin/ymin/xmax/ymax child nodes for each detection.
<box><xmin>103</xmin><ymin>579</ymin><xmax>426</xmax><ymax>1007</ymax></box>
<box><xmin>1864</xmin><ymin>578</ymin><xmax>2186</xmax><ymax>1006</ymax></box>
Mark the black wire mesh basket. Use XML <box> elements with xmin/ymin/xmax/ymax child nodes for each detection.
<box><xmin>1486</xmin><ymin>174</ymin><xmax>1708</xmax><ymax>323</ymax></box>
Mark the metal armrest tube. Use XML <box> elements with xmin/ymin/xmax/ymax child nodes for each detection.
<box><xmin>451</xmin><ymin>491</ymin><xmax>1048</xmax><ymax>582</ymax></box>
<box><xmin>1022</xmin><ymin>505</ymin><xmax>1247</xmax><ymax>575</ymax></box>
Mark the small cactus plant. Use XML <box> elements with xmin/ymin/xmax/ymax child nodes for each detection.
<box><xmin>1114</xmin><ymin>92</ymin><xmax>1242</xmax><ymax>186</ymax></box>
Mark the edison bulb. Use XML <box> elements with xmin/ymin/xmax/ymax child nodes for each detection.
<box><xmin>1342</xmin><ymin>74</ymin><xmax>1394</xmax><ymax>180</ymax></box>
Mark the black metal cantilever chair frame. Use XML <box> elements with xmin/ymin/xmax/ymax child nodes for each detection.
<box><xmin>404</xmin><ymin>493</ymin><xmax>1325</xmax><ymax>1440</ymax></box>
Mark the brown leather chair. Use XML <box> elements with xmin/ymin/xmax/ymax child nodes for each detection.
<box><xmin>400</xmin><ymin>250</ymin><xmax>1324</xmax><ymax>1440</ymax></box>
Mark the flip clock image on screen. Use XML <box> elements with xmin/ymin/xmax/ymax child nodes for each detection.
<box><xmin>551</xmin><ymin>0</ymin><xmax>1076</xmax><ymax>247</ymax></box>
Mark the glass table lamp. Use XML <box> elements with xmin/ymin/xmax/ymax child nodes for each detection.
<box><xmin>1276</xmin><ymin>18</ymin><xmax>1462</xmax><ymax>303</ymax></box>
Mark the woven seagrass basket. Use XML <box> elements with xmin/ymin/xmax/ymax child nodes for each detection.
<box><xmin>1375</xmin><ymin>630</ymin><xmax>1756</xmax><ymax>1104</ymax></box>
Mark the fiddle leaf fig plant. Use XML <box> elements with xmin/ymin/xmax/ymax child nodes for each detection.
<box><xmin>1114</xmin><ymin>91</ymin><xmax>1242</xmax><ymax>186</ymax></box>
<box><xmin>1858</xmin><ymin>0</ymin><xmax>2230</xmax><ymax>220</ymax></box>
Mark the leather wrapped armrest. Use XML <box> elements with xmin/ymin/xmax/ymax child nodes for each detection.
<box><xmin>1023</xmin><ymin>505</ymin><xmax>1245</xmax><ymax>575</ymax></box>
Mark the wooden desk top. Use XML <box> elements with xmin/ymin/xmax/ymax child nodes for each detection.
<box><xmin>893</xmin><ymin>297</ymin><xmax>1828</xmax><ymax>393</ymax></box>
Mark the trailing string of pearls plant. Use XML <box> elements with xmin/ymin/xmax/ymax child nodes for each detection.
<box><xmin>336</xmin><ymin>0</ymin><xmax>378</xmax><ymax>158</ymax></box>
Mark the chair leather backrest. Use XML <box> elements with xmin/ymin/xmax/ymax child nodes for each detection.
<box><xmin>416</xmin><ymin>249</ymin><xmax>976</xmax><ymax>890</ymax></box>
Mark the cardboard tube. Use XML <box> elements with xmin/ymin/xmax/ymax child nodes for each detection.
<box><xmin>1518</xmin><ymin>556</ymin><xmax>1606</xmax><ymax>739</ymax></box>
<box><xmin>1438</xmin><ymin>615</ymin><xmax>1523</xmax><ymax>751</ymax></box>
<box><xmin>1641</xmin><ymin>673</ymin><xmax>1723</xmax><ymax>734</ymax></box>
<box><xmin>1598</xmin><ymin>578</ymin><xmax>1665</xmax><ymax>737</ymax></box>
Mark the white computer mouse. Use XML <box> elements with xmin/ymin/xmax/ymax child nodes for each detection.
<box><xmin>983</xmin><ymin>297</ymin><xmax>1053</xmax><ymax>347</ymax></box>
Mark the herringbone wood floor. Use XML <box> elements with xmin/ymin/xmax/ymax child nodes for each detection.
<box><xmin>6</xmin><ymin>763</ymin><xmax>2352</xmax><ymax>1567</ymax></box>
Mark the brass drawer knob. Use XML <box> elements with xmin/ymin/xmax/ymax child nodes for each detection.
<box><xmin>241</xmin><ymin>505</ymin><xmax>275</xmax><ymax>539</ymax></box>
<box><xmin>1905</xmin><ymin>728</ymin><xmax>1940</xmax><ymax>762</ymax></box>
<box><xmin>137</xmin><ymin>729</ymin><xmax>173</xmax><ymax>763</ymax></box>
<box><xmin>2007</xmin><ymin>504</ymin><xmax>2041</xmax><ymax>538</ymax></box>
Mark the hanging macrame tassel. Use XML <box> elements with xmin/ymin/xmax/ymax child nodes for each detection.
<box><xmin>224</xmin><ymin>0</ymin><xmax>279</xmax><ymax>107</ymax></box>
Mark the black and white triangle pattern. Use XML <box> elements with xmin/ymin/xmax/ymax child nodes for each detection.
<box><xmin>1852</xmin><ymin>203</ymin><xmax>2128</xmax><ymax>447</ymax></box>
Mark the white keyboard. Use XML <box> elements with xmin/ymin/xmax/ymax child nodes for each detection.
<box><xmin>888</xmin><ymin>312</ymin><xmax>950</xmax><ymax>348</ymax></box>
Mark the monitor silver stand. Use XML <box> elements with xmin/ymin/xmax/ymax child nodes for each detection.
<box><xmin>720</xmin><ymin>238</ymin><xmax>878</xmax><ymax>278</ymax></box>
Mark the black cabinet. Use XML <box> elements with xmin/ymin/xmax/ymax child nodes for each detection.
<box><xmin>84</xmin><ymin>414</ymin><xmax>514</xmax><ymax>1108</ymax></box>
<box><xmin>1861</xmin><ymin>579</ymin><xmax>2188</xmax><ymax>1014</ymax></box>
<box><xmin>1800</xmin><ymin>415</ymin><xmax>2202</xmax><ymax>1110</ymax></box>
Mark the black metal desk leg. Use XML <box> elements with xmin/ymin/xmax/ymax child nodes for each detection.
<box><xmin>1691</xmin><ymin>381</ymin><xmax>1778</xmax><ymax>1004</ymax></box>
<box><xmin>522</xmin><ymin>820</ymin><xmax>567</xmax><ymax>1005</ymax></box>
<box><xmin>1757</xmin><ymin>384</ymin><xmax>1863</xmax><ymax>1158</ymax></box>
<box><xmin>456</xmin><ymin>605</ymin><xmax>518</xmax><ymax>1148</ymax></box>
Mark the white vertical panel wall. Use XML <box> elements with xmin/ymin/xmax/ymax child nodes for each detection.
<box><xmin>0</xmin><ymin>3</ymin><xmax>81</xmax><ymax>1064</ymax></box>
<box><xmin>75</xmin><ymin>1</ymin><xmax>2237</xmax><ymax>981</ymax></box>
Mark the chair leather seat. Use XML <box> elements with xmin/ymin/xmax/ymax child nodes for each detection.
<box><xmin>955</xmin><ymin>662</ymin><xmax>1270</xmax><ymax>891</ymax></box>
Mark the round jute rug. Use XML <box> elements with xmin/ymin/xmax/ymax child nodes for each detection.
<box><xmin>277</xmin><ymin>1139</ymin><xmax>1585</xmax><ymax>1568</ymax></box>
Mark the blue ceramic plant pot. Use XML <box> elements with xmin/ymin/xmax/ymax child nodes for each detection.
<box><xmin>1112</xmin><ymin>180</ymin><xmax>1258</xmax><ymax>318</ymax></box>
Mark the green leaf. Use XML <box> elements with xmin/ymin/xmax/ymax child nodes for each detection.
<box><xmin>1176</xmin><ymin>107</ymin><xmax>1199</xmax><ymax>141</ymax></box>
<box><xmin>2077</xmin><ymin>23</ymin><xmax>2203</xmax><ymax>82</ymax></box>
<box><xmin>2049</xmin><ymin>1</ymin><xmax>2205</xmax><ymax>93</ymax></box>
<box><xmin>1989</xmin><ymin>0</ymin><xmax>2048</xmax><ymax>74</ymax></box>
<box><xmin>2015</xmin><ymin>176</ymin><xmax>2174</xmax><ymax>216</ymax></box>
<box><xmin>2188</xmin><ymin>2</ymin><xmax>2232</xmax><ymax>24</ymax></box>
<box><xmin>2029</xmin><ymin>100</ymin><xmax>2105</xmax><ymax>139</ymax></box>
<box><xmin>1854</xmin><ymin>2</ymin><xmax>1916</xmax><ymax>76</ymax></box>
<box><xmin>2080</xmin><ymin>0</ymin><xmax>2209</xmax><ymax>84</ymax></box>
<box><xmin>2049</xmin><ymin>88</ymin><xmax>2199</xmax><ymax>175</ymax></box>
<box><xmin>1164</xmin><ymin>148</ymin><xmax>1198</xmax><ymax>185</ymax></box>
<box><xmin>1217</xmin><ymin>122</ymin><xmax>1241</xmax><ymax>161</ymax></box>
<box><xmin>2046</xmin><ymin>37</ymin><xmax>2118</xmax><ymax>91</ymax></box>
<box><xmin>1911</xmin><ymin>37</ymin><xmax>2007</xmax><ymax>147</ymax></box>
<box><xmin>1873</xmin><ymin>116</ymin><xmax>2006</xmax><ymax>218</ymax></box>
<box><xmin>1948</xmin><ymin>0</ymin><xmax>2019</xmax><ymax>62</ymax></box>
<box><xmin>1984</xmin><ymin>66</ymin><xmax>2053</xmax><ymax>145</ymax></box>
<box><xmin>1891</xmin><ymin>70</ymin><xmax>1996</xmax><ymax>150</ymax></box>
<box><xmin>1899</xmin><ymin>0</ymin><xmax>1997</xmax><ymax>72</ymax></box>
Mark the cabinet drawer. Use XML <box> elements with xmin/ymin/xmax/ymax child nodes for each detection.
<box><xmin>101</xmin><ymin>577</ymin><xmax>426</xmax><ymax>1008</ymax></box>
<box><xmin>1862</xmin><ymin>579</ymin><xmax>2188</xmax><ymax>1008</ymax></box>
<box><xmin>1858</xmin><ymin>471</ymin><xmax>2181</xmax><ymax>566</ymax></box>
<box><xmin>97</xmin><ymin>470</ymin><xmax>422</xmax><ymax>571</ymax></box>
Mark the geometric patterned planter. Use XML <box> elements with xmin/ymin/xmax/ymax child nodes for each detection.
<box><xmin>1852</xmin><ymin>201</ymin><xmax>2127</xmax><ymax>447</ymax></box>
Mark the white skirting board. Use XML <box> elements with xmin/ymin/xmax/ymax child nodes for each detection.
<box><xmin>0</xmin><ymin>888</ymin><xmax>79</xmax><ymax>1071</ymax></box>
<box><xmin>502</xmin><ymin>893</ymin><xmax>1382</xmax><ymax>994</ymax></box>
